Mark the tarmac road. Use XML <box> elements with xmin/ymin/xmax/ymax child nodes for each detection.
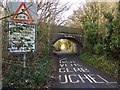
<box><xmin>52</xmin><ymin>52</ymin><xmax>119</xmax><ymax>90</ymax></box>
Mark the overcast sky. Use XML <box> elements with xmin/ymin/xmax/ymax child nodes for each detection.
<box><xmin>60</xmin><ymin>0</ymin><xmax>86</xmax><ymax>20</ymax></box>
<box><xmin>3</xmin><ymin>0</ymin><xmax>86</xmax><ymax>19</ymax></box>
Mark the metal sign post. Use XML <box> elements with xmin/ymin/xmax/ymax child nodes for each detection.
<box><xmin>7</xmin><ymin>22</ymin><xmax>36</xmax><ymax>68</ymax></box>
<box><xmin>23</xmin><ymin>54</ymin><xmax>26</xmax><ymax>68</ymax></box>
<box><xmin>7</xmin><ymin>2</ymin><xmax>37</xmax><ymax>68</ymax></box>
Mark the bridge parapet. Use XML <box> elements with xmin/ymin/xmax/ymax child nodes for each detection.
<box><xmin>49</xmin><ymin>26</ymin><xmax>83</xmax><ymax>35</ymax></box>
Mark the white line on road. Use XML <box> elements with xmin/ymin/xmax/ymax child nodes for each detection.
<box><xmin>84</xmin><ymin>74</ymin><xmax>93</xmax><ymax>83</ymax></box>
<box><xmin>97</xmin><ymin>75</ymin><xmax>117</xmax><ymax>83</ymax></box>
<box><xmin>88</xmin><ymin>74</ymin><xmax>104</xmax><ymax>83</ymax></box>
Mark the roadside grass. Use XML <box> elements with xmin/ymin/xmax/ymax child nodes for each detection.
<box><xmin>79</xmin><ymin>53</ymin><xmax>118</xmax><ymax>78</ymax></box>
<box><xmin>3</xmin><ymin>56</ymin><xmax>53</xmax><ymax>88</ymax></box>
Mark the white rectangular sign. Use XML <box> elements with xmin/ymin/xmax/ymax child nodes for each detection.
<box><xmin>8</xmin><ymin>22</ymin><xmax>36</xmax><ymax>53</ymax></box>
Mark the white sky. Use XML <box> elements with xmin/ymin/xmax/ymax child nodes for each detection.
<box><xmin>60</xmin><ymin>0</ymin><xmax>86</xmax><ymax>20</ymax></box>
<box><xmin>3</xmin><ymin>0</ymin><xmax>86</xmax><ymax>19</ymax></box>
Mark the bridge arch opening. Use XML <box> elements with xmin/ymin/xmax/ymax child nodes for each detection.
<box><xmin>51</xmin><ymin>37</ymin><xmax>82</xmax><ymax>54</ymax></box>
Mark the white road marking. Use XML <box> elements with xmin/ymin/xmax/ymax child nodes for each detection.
<box><xmin>81</xmin><ymin>68</ymin><xmax>86</xmax><ymax>72</ymax></box>
<box><xmin>59</xmin><ymin>74</ymin><xmax>117</xmax><ymax>84</ymax></box>
<box><xmin>59</xmin><ymin>67</ymin><xmax>90</xmax><ymax>73</ymax></box>
<box><xmin>66</xmin><ymin>68</ymin><xmax>74</xmax><ymax>73</ymax></box>
<box><xmin>84</xmin><ymin>68</ymin><xmax>90</xmax><ymax>72</ymax></box>
<box><xmin>59</xmin><ymin>68</ymin><xmax>66</xmax><ymax>73</ymax></box>
<box><xmin>78</xmin><ymin>74</ymin><xmax>85</xmax><ymax>83</ymax></box>
<box><xmin>68</xmin><ymin>74</ymin><xmax>79</xmax><ymax>83</ymax></box>
<box><xmin>87</xmin><ymin>74</ymin><xmax>104</xmax><ymax>83</ymax></box>
<box><xmin>73</xmin><ymin>67</ymin><xmax>82</xmax><ymax>72</ymax></box>
<box><xmin>59</xmin><ymin>58</ymin><xmax>67</xmax><ymax>63</ymax></box>
<box><xmin>97</xmin><ymin>75</ymin><xmax>109</xmax><ymax>83</ymax></box>
<box><xmin>70</xmin><ymin>63</ymin><xmax>78</xmax><ymax>67</ymax></box>
<box><xmin>84</xmin><ymin>74</ymin><xmax>93</xmax><ymax>83</ymax></box>
<box><xmin>60</xmin><ymin>64</ymin><xmax>67</xmax><ymax>67</ymax></box>
<box><xmin>59</xmin><ymin>75</ymin><xmax>68</xmax><ymax>84</ymax></box>
<box><xmin>59</xmin><ymin>60</ymin><xmax>67</xmax><ymax>63</ymax></box>
<box><xmin>58</xmin><ymin>59</ymin><xmax>117</xmax><ymax>85</ymax></box>
<box><xmin>70</xmin><ymin>61</ymin><xmax>75</xmax><ymax>63</ymax></box>
<box><xmin>97</xmin><ymin>75</ymin><xmax>117</xmax><ymax>84</ymax></box>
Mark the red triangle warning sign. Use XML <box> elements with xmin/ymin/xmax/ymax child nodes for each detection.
<box><xmin>12</xmin><ymin>2</ymin><xmax>33</xmax><ymax>22</ymax></box>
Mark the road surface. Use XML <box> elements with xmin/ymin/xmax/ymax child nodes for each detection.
<box><xmin>52</xmin><ymin>52</ymin><xmax>118</xmax><ymax>90</ymax></box>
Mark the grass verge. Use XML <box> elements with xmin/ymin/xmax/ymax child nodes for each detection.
<box><xmin>79</xmin><ymin>53</ymin><xmax>118</xmax><ymax>78</ymax></box>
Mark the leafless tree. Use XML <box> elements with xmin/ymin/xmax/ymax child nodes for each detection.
<box><xmin>37</xmin><ymin>0</ymin><xmax>71</xmax><ymax>26</ymax></box>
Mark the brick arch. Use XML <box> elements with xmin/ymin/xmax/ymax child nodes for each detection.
<box><xmin>49</xmin><ymin>35</ymin><xmax>83</xmax><ymax>54</ymax></box>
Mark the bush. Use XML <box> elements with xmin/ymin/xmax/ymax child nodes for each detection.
<box><xmin>94</xmin><ymin>43</ymin><xmax>104</xmax><ymax>54</ymax></box>
<box><xmin>79</xmin><ymin>53</ymin><xmax>118</xmax><ymax>78</ymax></box>
<box><xmin>3</xmin><ymin>56</ymin><xmax>53</xmax><ymax>88</ymax></box>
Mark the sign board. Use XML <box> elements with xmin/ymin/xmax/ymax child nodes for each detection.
<box><xmin>8</xmin><ymin>2</ymin><xmax>37</xmax><ymax>23</ymax></box>
<box><xmin>7</xmin><ymin>21</ymin><xmax>36</xmax><ymax>53</ymax></box>
<box><xmin>12</xmin><ymin>2</ymin><xmax>33</xmax><ymax>22</ymax></box>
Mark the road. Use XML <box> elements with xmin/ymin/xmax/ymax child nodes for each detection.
<box><xmin>52</xmin><ymin>52</ymin><xmax>119</xmax><ymax>89</ymax></box>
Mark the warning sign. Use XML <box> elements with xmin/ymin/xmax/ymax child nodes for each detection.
<box><xmin>8</xmin><ymin>2</ymin><xmax>37</xmax><ymax>23</ymax></box>
<box><xmin>11</xmin><ymin>2</ymin><xmax>33</xmax><ymax>22</ymax></box>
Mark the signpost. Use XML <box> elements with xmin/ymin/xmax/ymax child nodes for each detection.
<box><xmin>7</xmin><ymin>1</ymin><xmax>37</xmax><ymax>68</ymax></box>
